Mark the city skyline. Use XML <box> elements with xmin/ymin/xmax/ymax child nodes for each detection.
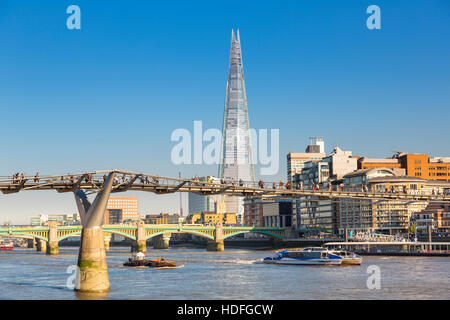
<box><xmin>1</xmin><ymin>0</ymin><xmax>449</xmax><ymax>224</ymax></box>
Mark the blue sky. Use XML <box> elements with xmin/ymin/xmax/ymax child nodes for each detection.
<box><xmin>1</xmin><ymin>0</ymin><xmax>449</xmax><ymax>223</ymax></box>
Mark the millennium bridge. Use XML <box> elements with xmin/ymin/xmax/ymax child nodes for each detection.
<box><xmin>2</xmin><ymin>169</ymin><xmax>449</xmax><ymax>202</ymax></box>
<box><xmin>1</xmin><ymin>170</ymin><xmax>449</xmax><ymax>294</ymax></box>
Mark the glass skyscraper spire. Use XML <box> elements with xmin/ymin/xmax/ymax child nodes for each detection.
<box><xmin>219</xmin><ymin>29</ymin><xmax>255</xmax><ymax>215</ymax></box>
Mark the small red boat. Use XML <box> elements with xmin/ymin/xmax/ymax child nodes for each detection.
<box><xmin>0</xmin><ymin>247</ymin><xmax>14</xmax><ymax>251</ymax></box>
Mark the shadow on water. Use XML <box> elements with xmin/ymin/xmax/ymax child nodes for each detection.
<box><xmin>75</xmin><ymin>291</ymin><xmax>109</xmax><ymax>300</ymax></box>
<box><xmin>0</xmin><ymin>279</ymin><xmax>68</xmax><ymax>291</ymax></box>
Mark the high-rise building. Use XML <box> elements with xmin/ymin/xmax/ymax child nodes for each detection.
<box><xmin>105</xmin><ymin>196</ymin><xmax>139</xmax><ymax>224</ymax></box>
<box><xmin>188</xmin><ymin>176</ymin><xmax>225</xmax><ymax>214</ymax></box>
<box><xmin>219</xmin><ymin>29</ymin><xmax>255</xmax><ymax>216</ymax></box>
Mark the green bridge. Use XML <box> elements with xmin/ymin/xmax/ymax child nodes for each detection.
<box><xmin>0</xmin><ymin>223</ymin><xmax>286</xmax><ymax>253</ymax></box>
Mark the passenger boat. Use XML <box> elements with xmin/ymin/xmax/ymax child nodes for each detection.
<box><xmin>329</xmin><ymin>250</ymin><xmax>362</xmax><ymax>265</ymax></box>
<box><xmin>263</xmin><ymin>247</ymin><xmax>342</xmax><ymax>266</ymax></box>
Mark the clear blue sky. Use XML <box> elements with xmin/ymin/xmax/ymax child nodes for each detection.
<box><xmin>1</xmin><ymin>0</ymin><xmax>449</xmax><ymax>223</ymax></box>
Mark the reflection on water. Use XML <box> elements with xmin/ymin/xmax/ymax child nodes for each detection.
<box><xmin>0</xmin><ymin>247</ymin><xmax>449</xmax><ymax>300</ymax></box>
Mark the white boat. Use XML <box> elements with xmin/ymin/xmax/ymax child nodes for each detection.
<box><xmin>329</xmin><ymin>250</ymin><xmax>362</xmax><ymax>265</ymax></box>
<box><xmin>263</xmin><ymin>247</ymin><xmax>342</xmax><ymax>266</ymax></box>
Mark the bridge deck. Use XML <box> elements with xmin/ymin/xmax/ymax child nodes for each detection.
<box><xmin>1</xmin><ymin>170</ymin><xmax>449</xmax><ymax>202</ymax></box>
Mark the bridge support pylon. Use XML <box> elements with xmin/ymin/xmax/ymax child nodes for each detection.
<box><xmin>206</xmin><ymin>222</ymin><xmax>224</xmax><ymax>252</ymax></box>
<box><xmin>27</xmin><ymin>238</ymin><xmax>36</xmax><ymax>249</ymax></box>
<box><xmin>73</xmin><ymin>172</ymin><xmax>115</xmax><ymax>293</ymax></box>
<box><xmin>36</xmin><ymin>238</ymin><xmax>47</xmax><ymax>252</ymax></box>
<box><xmin>131</xmin><ymin>221</ymin><xmax>147</xmax><ymax>253</ymax></box>
<box><xmin>104</xmin><ymin>235</ymin><xmax>111</xmax><ymax>251</ymax></box>
<box><xmin>153</xmin><ymin>233</ymin><xmax>170</xmax><ymax>249</ymax></box>
<box><xmin>46</xmin><ymin>221</ymin><xmax>59</xmax><ymax>255</ymax></box>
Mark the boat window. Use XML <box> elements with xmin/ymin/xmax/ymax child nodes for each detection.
<box><xmin>285</xmin><ymin>252</ymin><xmax>304</xmax><ymax>258</ymax></box>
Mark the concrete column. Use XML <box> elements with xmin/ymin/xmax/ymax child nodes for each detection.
<box><xmin>104</xmin><ymin>235</ymin><xmax>111</xmax><ymax>251</ymax></box>
<box><xmin>77</xmin><ymin>227</ymin><xmax>109</xmax><ymax>293</ymax></box>
<box><xmin>47</xmin><ymin>221</ymin><xmax>59</xmax><ymax>255</ymax></box>
<box><xmin>27</xmin><ymin>238</ymin><xmax>36</xmax><ymax>249</ymax></box>
<box><xmin>132</xmin><ymin>221</ymin><xmax>147</xmax><ymax>253</ymax></box>
<box><xmin>36</xmin><ymin>238</ymin><xmax>47</xmax><ymax>252</ymax></box>
<box><xmin>153</xmin><ymin>233</ymin><xmax>171</xmax><ymax>249</ymax></box>
<box><xmin>74</xmin><ymin>172</ymin><xmax>115</xmax><ymax>294</ymax></box>
<box><xmin>206</xmin><ymin>222</ymin><xmax>224</xmax><ymax>251</ymax></box>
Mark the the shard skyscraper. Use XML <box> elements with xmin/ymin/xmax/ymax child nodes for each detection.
<box><xmin>218</xmin><ymin>29</ymin><xmax>255</xmax><ymax>216</ymax></box>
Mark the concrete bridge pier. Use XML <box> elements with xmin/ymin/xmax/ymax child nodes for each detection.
<box><xmin>131</xmin><ymin>221</ymin><xmax>147</xmax><ymax>253</ymax></box>
<box><xmin>27</xmin><ymin>238</ymin><xmax>36</xmax><ymax>249</ymax></box>
<box><xmin>206</xmin><ymin>222</ymin><xmax>224</xmax><ymax>252</ymax></box>
<box><xmin>46</xmin><ymin>221</ymin><xmax>59</xmax><ymax>255</ymax></box>
<box><xmin>36</xmin><ymin>239</ymin><xmax>47</xmax><ymax>252</ymax></box>
<box><xmin>153</xmin><ymin>234</ymin><xmax>171</xmax><ymax>249</ymax></box>
<box><xmin>104</xmin><ymin>235</ymin><xmax>111</xmax><ymax>251</ymax></box>
<box><xmin>73</xmin><ymin>172</ymin><xmax>115</xmax><ymax>294</ymax></box>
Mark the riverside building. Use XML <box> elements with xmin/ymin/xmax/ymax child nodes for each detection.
<box><xmin>358</xmin><ymin>152</ymin><xmax>450</xmax><ymax>182</ymax></box>
<box><xmin>292</xmin><ymin>146</ymin><xmax>357</xmax><ymax>237</ymax></box>
<box><xmin>338</xmin><ymin>168</ymin><xmax>450</xmax><ymax>236</ymax></box>
<box><xmin>243</xmin><ymin>197</ymin><xmax>293</xmax><ymax>228</ymax></box>
<box><xmin>286</xmin><ymin>137</ymin><xmax>325</xmax><ymax>183</ymax></box>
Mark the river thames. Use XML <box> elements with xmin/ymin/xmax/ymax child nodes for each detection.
<box><xmin>0</xmin><ymin>247</ymin><xmax>448</xmax><ymax>300</ymax></box>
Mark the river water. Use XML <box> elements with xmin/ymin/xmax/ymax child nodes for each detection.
<box><xmin>0</xmin><ymin>247</ymin><xmax>448</xmax><ymax>300</ymax></box>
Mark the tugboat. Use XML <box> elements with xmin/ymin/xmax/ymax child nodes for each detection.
<box><xmin>123</xmin><ymin>252</ymin><xmax>177</xmax><ymax>268</ymax></box>
<box><xmin>263</xmin><ymin>247</ymin><xmax>342</xmax><ymax>266</ymax></box>
<box><xmin>123</xmin><ymin>252</ymin><xmax>148</xmax><ymax>267</ymax></box>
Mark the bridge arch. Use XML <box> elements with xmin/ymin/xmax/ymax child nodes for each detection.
<box><xmin>223</xmin><ymin>230</ymin><xmax>285</xmax><ymax>240</ymax></box>
<box><xmin>0</xmin><ymin>231</ymin><xmax>49</xmax><ymax>242</ymax></box>
<box><xmin>103</xmin><ymin>229</ymin><xmax>136</xmax><ymax>241</ymax></box>
<box><xmin>58</xmin><ymin>231</ymin><xmax>82</xmax><ymax>242</ymax></box>
<box><xmin>145</xmin><ymin>230</ymin><xmax>215</xmax><ymax>241</ymax></box>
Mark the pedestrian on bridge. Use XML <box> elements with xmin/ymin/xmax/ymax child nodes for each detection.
<box><xmin>272</xmin><ymin>182</ymin><xmax>276</xmax><ymax>189</ymax></box>
<box><xmin>258</xmin><ymin>180</ymin><xmax>264</xmax><ymax>188</ymax></box>
<box><xmin>279</xmin><ymin>180</ymin><xmax>284</xmax><ymax>189</ymax></box>
<box><xmin>239</xmin><ymin>179</ymin><xmax>244</xmax><ymax>186</ymax></box>
<box><xmin>34</xmin><ymin>173</ymin><xmax>39</xmax><ymax>183</ymax></box>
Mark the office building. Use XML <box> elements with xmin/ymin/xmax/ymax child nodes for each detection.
<box><xmin>185</xmin><ymin>212</ymin><xmax>237</xmax><ymax>225</ymax></box>
<box><xmin>105</xmin><ymin>196</ymin><xmax>139</xmax><ymax>224</ymax></box>
<box><xmin>358</xmin><ymin>152</ymin><xmax>450</xmax><ymax>182</ymax></box>
<box><xmin>243</xmin><ymin>197</ymin><xmax>292</xmax><ymax>227</ymax></box>
<box><xmin>145</xmin><ymin>213</ymin><xmax>180</xmax><ymax>225</ymax></box>
<box><xmin>218</xmin><ymin>30</ymin><xmax>255</xmax><ymax>216</ymax></box>
<box><xmin>286</xmin><ymin>137</ymin><xmax>326</xmax><ymax>182</ymax></box>
<box><xmin>339</xmin><ymin>168</ymin><xmax>450</xmax><ymax>236</ymax></box>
